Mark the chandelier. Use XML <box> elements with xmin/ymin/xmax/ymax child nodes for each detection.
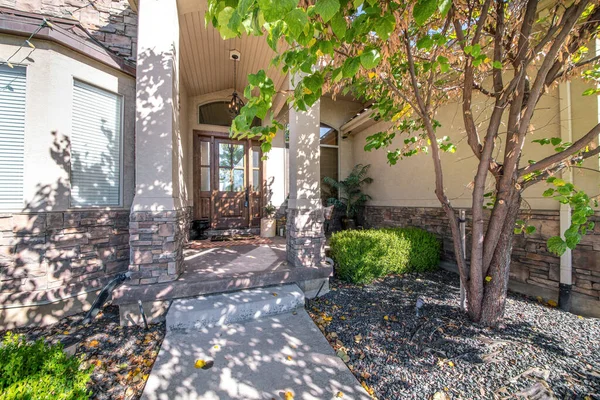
<box><xmin>228</xmin><ymin>52</ymin><xmax>244</xmax><ymax>116</ymax></box>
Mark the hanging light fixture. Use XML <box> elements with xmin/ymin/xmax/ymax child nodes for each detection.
<box><xmin>228</xmin><ymin>52</ymin><xmax>244</xmax><ymax>116</ymax></box>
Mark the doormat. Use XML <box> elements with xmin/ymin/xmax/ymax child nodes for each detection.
<box><xmin>187</xmin><ymin>237</ymin><xmax>273</xmax><ymax>249</ymax></box>
<box><xmin>210</xmin><ymin>233</ymin><xmax>256</xmax><ymax>242</ymax></box>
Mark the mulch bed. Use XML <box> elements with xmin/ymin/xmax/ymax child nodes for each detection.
<box><xmin>307</xmin><ymin>269</ymin><xmax>600</xmax><ymax>400</ymax></box>
<box><xmin>0</xmin><ymin>305</ymin><xmax>165</xmax><ymax>400</ymax></box>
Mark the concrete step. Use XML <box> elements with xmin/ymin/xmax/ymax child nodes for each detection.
<box><xmin>166</xmin><ymin>284</ymin><xmax>305</xmax><ymax>332</ymax></box>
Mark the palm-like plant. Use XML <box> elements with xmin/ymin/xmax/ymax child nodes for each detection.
<box><xmin>323</xmin><ymin>164</ymin><xmax>373</xmax><ymax>220</ymax></box>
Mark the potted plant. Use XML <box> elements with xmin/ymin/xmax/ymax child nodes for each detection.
<box><xmin>323</xmin><ymin>164</ymin><xmax>373</xmax><ymax>230</ymax></box>
<box><xmin>260</xmin><ymin>203</ymin><xmax>277</xmax><ymax>238</ymax></box>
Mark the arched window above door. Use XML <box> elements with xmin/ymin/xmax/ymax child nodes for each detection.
<box><xmin>198</xmin><ymin>101</ymin><xmax>261</xmax><ymax>127</ymax></box>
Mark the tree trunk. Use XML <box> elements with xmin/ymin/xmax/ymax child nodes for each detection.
<box><xmin>465</xmin><ymin>192</ymin><xmax>522</xmax><ymax>326</ymax></box>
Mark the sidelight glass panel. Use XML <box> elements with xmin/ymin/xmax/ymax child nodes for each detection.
<box><xmin>252</xmin><ymin>148</ymin><xmax>260</xmax><ymax>168</ymax></box>
<box><xmin>200</xmin><ymin>141</ymin><xmax>210</xmax><ymax>165</ymax></box>
<box><xmin>253</xmin><ymin>170</ymin><xmax>260</xmax><ymax>191</ymax></box>
<box><xmin>200</xmin><ymin>167</ymin><xmax>210</xmax><ymax>191</ymax></box>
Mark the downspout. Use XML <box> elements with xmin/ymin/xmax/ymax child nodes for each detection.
<box><xmin>558</xmin><ymin>81</ymin><xmax>573</xmax><ymax>311</ymax></box>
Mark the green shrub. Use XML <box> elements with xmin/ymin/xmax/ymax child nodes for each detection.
<box><xmin>0</xmin><ymin>332</ymin><xmax>92</xmax><ymax>400</ymax></box>
<box><xmin>329</xmin><ymin>227</ymin><xmax>440</xmax><ymax>284</ymax></box>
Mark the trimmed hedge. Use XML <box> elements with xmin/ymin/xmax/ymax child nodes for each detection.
<box><xmin>329</xmin><ymin>227</ymin><xmax>440</xmax><ymax>284</ymax></box>
<box><xmin>0</xmin><ymin>333</ymin><xmax>92</xmax><ymax>400</ymax></box>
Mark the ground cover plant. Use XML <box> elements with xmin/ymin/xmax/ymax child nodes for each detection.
<box><xmin>0</xmin><ymin>305</ymin><xmax>165</xmax><ymax>400</ymax></box>
<box><xmin>330</xmin><ymin>227</ymin><xmax>440</xmax><ymax>283</ymax></box>
<box><xmin>0</xmin><ymin>332</ymin><xmax>92</xmax><ymax>400</ymax></box>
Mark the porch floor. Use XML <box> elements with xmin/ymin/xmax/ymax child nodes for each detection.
<box><xmin>112</xmin><ymin>237</ymin><xmax>332</xmax><ymax>306</ymax></box>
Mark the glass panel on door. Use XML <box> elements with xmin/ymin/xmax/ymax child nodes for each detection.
<box><xmin>218</xmin><ymin>143</ymin><xmax>246</xmax><ymax>192</ymax></box>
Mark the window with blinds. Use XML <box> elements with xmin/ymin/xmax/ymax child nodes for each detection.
<box><xmin>0</xmin><ymin>65</ymin><xmax>26</xmax><ymax>212</ymax></box>
<box><xmin>70</xmin><ymin>80</ymin><xmax>122</xmax><ymax>207</ymax></box>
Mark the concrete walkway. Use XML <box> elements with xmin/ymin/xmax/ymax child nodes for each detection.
<box><xmin>142</xmin><ymin>285</ymin><xmax>370</xmax><ymax>400</ymax></box>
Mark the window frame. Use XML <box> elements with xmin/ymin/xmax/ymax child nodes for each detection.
<box><xmin>69</xmin><ymin>78</ymin><xmax>125</xmax><ymax>209</ymax></box>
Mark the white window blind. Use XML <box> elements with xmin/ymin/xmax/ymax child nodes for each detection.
<box><xmin>0</xmin><ymin>65</ymin><xmax>26</xmax><ymax>211</ymax></box>
<box><xmin>71</xmin><ymin>80</ymin><xmax>122</xmax><ymax>207</ymax></box>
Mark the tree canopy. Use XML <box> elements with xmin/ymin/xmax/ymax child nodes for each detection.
<box><xmin>207</xmin><ymin>0</ymin><xmax>600</xmax><ymax>325</ymax></box>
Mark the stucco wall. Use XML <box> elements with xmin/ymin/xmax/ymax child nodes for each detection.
<box><xmin>0</xmin><ymin>0</ymin><xmax>138</xmax><ymax>60</ymax></box>
<box><xmin>0</xmin><ymin>36</ymin><xmax>136</xmax><ymax>327</ymax></box>
<box><xmin>350</xmin><ymin>83</ymin><xmax>598</xmax><ymax>210</ymax></box>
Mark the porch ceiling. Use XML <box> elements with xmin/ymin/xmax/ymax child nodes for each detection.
<box><xmin>178</xmin><ymin>0</ymin><xmax>287</xmax><ymax>97</ymax></box>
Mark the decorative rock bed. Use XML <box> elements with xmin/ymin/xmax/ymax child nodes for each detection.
<box><xmin>307</xmin><ymin>270</ymin><xmax>600</xmax><ymax>399</ymax></box>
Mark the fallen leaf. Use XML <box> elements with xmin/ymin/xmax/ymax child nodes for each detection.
<box><xmin>340</xmin><ymin>316</ymin><xmax>346</xmax><ymax>320</ymax></box>
<box><xmin>383</xmin><ymin>315</ymin><xmax>389</xmax><ymax>321</ymax></box>
<box><xmin>88</xmin><ymin>340</ymin><xmax>99</xmax><ymax>348</ymax></box>
<box><xmin>284</xmin><ymin>391</ymin><xmax>294</xmax><ymax>400</ymax></box>
<box><xmin>485</xmin><ymin>276</ymin><xmax>492</xmax><ymax>282</ymax></box>
<box><xmin>354</xmin><ymin>334</ymin><xmax>362</xmax><ymax>343</ymax></box>
<box><xmin>272</xmin><ymin>292</ymin><xmax>278</xmax><ymax>297</ymax></box>
<box><xmin>125</xmin><ymin>387</ymin><xmax>135</xmax><ymax>397</ymax></box>
<box><xmin>547</xmin><ymin>299</ymin><xmax>558</xmax><ymax>307</ymax></box>
<box><xmin>336</xmin><ymin>391</ymin><xmax>344</xmax><ymax>398</ymax></box>
<box><xmin>287</xmin><ymin>355</ymin><xmax>293</xmax><ymax>361</ymax></box>
<box><xmin>213</xmin><ymin>345</ymin><xmax>220</xmax><ymax>350</ymax></box>
<box><xmin>63</xmin><ymin>331</ymin><xmax>70</xmax><ymax>335</ymax></box>
<box><xmin>361</xmin><ymin>381</ymin><xmax>375</xmax><ymax>396</ymax></box>
<box><xmin>433</xmin><ymin>391</ymin><xmax>450</xmax><ymax>400</ymax></box>
<box><xmin>194</xmin><ymin>359</ymin><xmax>206</xmax><ymax>369</ymax></box>
<box><xmin>447</xmin><ymin>361</ymin><xmax>455</xmax><ymax>367</ymax></box>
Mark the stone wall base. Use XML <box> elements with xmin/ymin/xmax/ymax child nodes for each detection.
<box><xmin>119</xmin><ymin>299</ymin><xmax>172</xmax><ymax>326</ymax></box>
<box><xmin>128</xmin><ymin>207</ymin><xmax>191</xmax><ymax>285</ymax></box>
<box><xmin>361</xmin><ymin>206</ymin><xmax>600</xmax><ymax>317</ymax></box>
<box><xmin>286</xmin><ymin>208</ymin><xmax>325</xmax><ymax>268</ymax></box>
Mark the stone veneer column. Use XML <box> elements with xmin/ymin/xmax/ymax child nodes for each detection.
<box><xmin>128</xmin><ymin>0</ymin><xmax>190</xmax><ymax>285</ymax></box>
<box><xmin>286</xmin><ymin>74</ymin><xmax>325</xmax><ymax>268</ymax></box>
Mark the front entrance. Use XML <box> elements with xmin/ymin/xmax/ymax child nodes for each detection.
<box><xmin>193</xmin><ymin>131</ymin><xmax>263</xmax><ymax>229</ymax></box>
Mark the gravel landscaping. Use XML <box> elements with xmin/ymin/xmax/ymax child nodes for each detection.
<box><xmin>1</xmin><ymin>305</ymin><xmax>165</xmax><ymax>400</ymax></box>
<box><xmin>307</xmin><ymin>269</ymin><xmax>600</xmax><ymax>400</ymax></box>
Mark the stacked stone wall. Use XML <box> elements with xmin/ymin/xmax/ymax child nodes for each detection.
<box><xmin>0</xmin><ymin>210</ymin><xmax>130</xmax><ymax>306</ymax></box>
<box><xmin>0</xmin><ymin>0</ymin><xmax>138</xmax><ymax>60</ymax></box>
<box><xmin>128</xmin><ymin>207</ymin><xmax>192</xmax><ymax>285</ymax></box>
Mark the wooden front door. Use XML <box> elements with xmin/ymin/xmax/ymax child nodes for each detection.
<box><xmin>193</xmin><ymin>131</ymin><xmax>263</xmax><ymax>230</ymax></box>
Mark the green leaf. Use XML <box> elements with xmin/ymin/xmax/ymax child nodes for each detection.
<box><xmin>438</xmin><ymin>0</ymin><xmax>452</xmax><ymax>17</ymax></box>
<box><xmin>314</xmin><ymin>0</ymin><xmax>340</xmax><ymax>23</ymax></box>
<box><xmin>284</xmin><ymin>8</ymin><xmax>308</xmax><ymax>40</ymax></box>
<box><xmin>582</xmin><ymin>87</ymin><xmax>599</xmax><ymax>96</ymax></box>
<box><xmin>525</xmin><ymin>226</ymin><xmax>536</xmax><ymax>235</ymax></box>
<box><xmin>360</xmin><ymin>49</ymin><xmax>381</xmax><ymax>69</ymax></box>
<box><xmin>417</xmin><ymin>35</ymin><xmax>434</xmax><ymax>50</ymax></box>
<box><xmin>303</xmin><ymin>73</ymin><xmax>324</xmax><ymax>94</ymax></box>
<box><xmin>342</xmin><ymin>56</ymin><xmax>361</xmax><ymax>78</ymax></box>
<box><xmin>330</xmin><ymin>13</ymin><xmax>347</xmax><ymax>38</ymax></box>
<box><xmin>413</xmin><ymin>0</ymin><xmax>437</xmax><ymax>25</ymax></box>
<box><xmin>564</xmin><ymin>228</ymin><xmax>582</xmax><ymax>249</ymax></box>
<box><xmin>373</xmin><ymin>13</ymin><xmax>396</xmax><ymax>40</ymax></box>
<box><xmin>217</xmin><ymin>7</ymin><xmax>239</xmax><ymax>39</ymax></box>
<box><xmin>542</xmin><ymin>189</ymin><xmax>555</xmax><ymax>197</ymax></box>
<box><xmin>492</xmin><ymin>60</ymin><xmax>502</xmax><ymax>69</ymax></box>
<box><xmin>547</xmin><ymin>236</ymin><xmax>568</xmax><ymax>256</ymax></box>
<box><xmin>550</xmin><ymin>137</ymin><xmax>562</xmax><ymax>146</ymax></box>
<box><xmin>257</xmin><ymin>0</ymin><xmax>297</xmax><ymax>22</ymax></box>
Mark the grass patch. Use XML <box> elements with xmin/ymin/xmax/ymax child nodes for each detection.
<box><xmin>329</xmin><ymin>227</ymin><xmax>440</xmax><ymax>284</ymax></box>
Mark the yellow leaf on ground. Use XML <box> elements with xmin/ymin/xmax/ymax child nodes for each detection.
<box><xmin>213</xmin><ymin>345</ymin><xmax>220</xmax><ymax>350</ymax></box>
<box><xmin>194</xmin><ymin>359</ymin><xmax>206</xmax><ymax>369</ymax></box>
<box><xmin>447</xmin><ymin>361</ymin><xmax>455</xmax><ymax>367</ymax></box>
<box><xmin>88</xmin><ymin>340</ymin><xmax>99</xmax><ymax>348</ymax></box>
<box><xmin>336</xmin><ymin>391</ymin><xmax>344</xmax><ymax>397</ymax></box>
<box><xmin>340</xmin><ymin>316</ymin><xmax>346</xmax><ymax>320</ymax></box>
<box><xmin>63</xmin><ymin>331</ymin><xmax>70</xmax><ymax>335</ymax></box>
<box><xmin>485</xmin><ymin>276</ymin><xmax>492</xmax><ymax>282</ymax></box>
<box><xmin>354</xmin><ymin>334</ymin><xmax>362</xmax><ymax>343</ymax></box>
<box><xmin>383</xmin><ymin>315</ymin><xmax>389</xmax><ymax>321</ymax></box>
<box><xmin>287</xmin><ymin>355</ymin><xmax>293</xmax><ymax>361</ymax></box>
<box><xmin>547</xmin><ymin>300</ymin><xmax>558</xmax><ymax>307</ymax></box>
<box><xmin>272</xmin><ymin>292</ymin><xmax>278</xmax><ymax>297</ymax></box>
<box><xmin>284</xmin><ymin>391</ymin><xmax>294</xmax><ymax>400</ymax></box>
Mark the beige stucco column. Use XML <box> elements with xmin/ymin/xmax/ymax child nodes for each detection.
<box><xmin>128</xmin><ymin>0</ymin><xmax>190</xmax><ymax>285</ymax></box>
<box><xmin>286</xmin><ymin>74</ymin><xmax>325</xmax><ymax>268</ymax></box>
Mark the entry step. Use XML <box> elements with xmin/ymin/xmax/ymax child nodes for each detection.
<box><xmin>166</xmin><ymin>284</ymin><xmax>305</xmax><ymax>332</ymax></box>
